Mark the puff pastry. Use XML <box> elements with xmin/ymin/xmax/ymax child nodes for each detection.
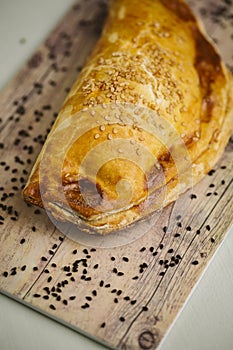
<box><xmin>23</xmin><ymin>0</ymin><xmax>233</xmax><ymax>234</ymax></box>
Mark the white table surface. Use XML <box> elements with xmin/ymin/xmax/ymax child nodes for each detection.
<box><xmin>0</xmin><ymin>1</ymin><xmax>233</xmax><ymax>349</ymax></box>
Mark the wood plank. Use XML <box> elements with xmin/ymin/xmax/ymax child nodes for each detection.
<box><xmin>0</xmin><ymin>0</ymin><xmax>233</xmax><ymax>349</ymax></box>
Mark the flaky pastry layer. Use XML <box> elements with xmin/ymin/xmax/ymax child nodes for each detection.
<box><xmin>23</xmin><ymin>0</ymin><xmax>233</xmax><ymax>234</ymax></box>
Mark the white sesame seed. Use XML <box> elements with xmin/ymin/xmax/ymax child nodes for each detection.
<box><xmin>94</xmin><ymin>134</ymin><xmax>100</xmax><ymax>140</ymax></box>
<box><xmin>100</xmin><ymin>125</ymin><xmax>106</xmax><ymax>132</ymax></box>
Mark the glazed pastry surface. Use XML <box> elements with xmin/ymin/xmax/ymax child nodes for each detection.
<box><xmin>23</xmin><ymin>0</ymin><xmax>233</xmax><ymax>234</ymax></box>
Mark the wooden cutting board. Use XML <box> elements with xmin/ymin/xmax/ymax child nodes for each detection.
<box><xmin>0</xmin><ymin>1</ymin><xmax>233</xmax><ymax>349</ymax></box>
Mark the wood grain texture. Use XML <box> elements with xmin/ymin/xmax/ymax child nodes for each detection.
<box><xmin>0</xmin><ymin>1</ymin><xmax>233</xmax><ymax>349</ymax></box>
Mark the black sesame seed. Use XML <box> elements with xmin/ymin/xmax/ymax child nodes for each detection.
<box><xmin>159</xmin><ymin>243</ymin><xmax>164</xmax><ymax>249</ymax></box>
<box><xmin>142</xmin><ymin>306</ymin><xmax>148</xmax><ymax>312</ymax></box>
<box><xmin>16</xmin><ymin>105</ymin><xmax>25</xmax><ymax>115</ymax></box>
<box><xmin>211</xmin><ymin>237</ymin><xmax>216</xmax><ymax>243</ymax></box>
<box><xmin>72</xmin><ymin>249</ymin><xmax>77</xmax><ymax>254</ymax></box>
<box><xmin>105</xmin><ymin>284</ymin><xmax>111</xmax><ymax>288</ymax></box>
<box><xmin>131</xmin><ymin>300</ymin><xmax>137</xmax><ymax>305</ymax></box>
<box><xmin>92</xmin><ymin>290</ymin><xmax>97</xmax><ymax>297</ymax></box>
<box><xmin>47</xmin><ymin>276</ymin><xmax>52</xmax><ymax>283</ymax></box>
<box><xmin>99</xmin><ymin>280</ymin><xmax>104</xmax><ymax>287</ymax></box>
<box><xmin>196</xmin><ymin>229</ymin><xmax>201</xmax><ymax>235</ymax></box>
<box><xmin>42</xmin><ymin>105</ymin><xmax>52</xmax><ymax>111</ymax></box>
<box><xmin>44</xmin><ymin>269</ymin><xmax>50</xmax><ymax>274</ymax></box>
<box><xmin>83</xmin><ymin>249</ymin><xmax>88</xmax><ymax>254</ymax></box>
<box><xmin>119</xmin><ymin>317</ymin><xmax>125</xmax><ymax>322</ymax></box>
<box><xmin>190</xmin><ymin>194</ymin><xmax>197</xmax><ymax>199</ymax></box>
<box><xmin>63</xmin><ymin>300</ymin><xmax>68</xmax><ymax>306</ymax></box>
<box><xmin>111</xmin><ymin>257</ymin><xmax>116</xmax><ymax>261</ymax></box>
<box><xmin>140</xmin><ymin>247</ymin><xmax>146</xmax><ymax>252</ymax></box>
<box><xmin>117</xmin><ymin>272</ymin><xmax>124</xmax><ymax>276</ymax></box>
<box><xmin>163</xmin><ymin>226</ymin><xmax>168</xmax><ymax>233</ymax></box>
<box><xmin>192</xmin><ymin>260</ymin><xmax>199</xmax><ymax>265</ymax></box>
<box><xmin>186</xmin><ymin>226</ymin><xmax>192</xmax><ymax>231</ymax></box>
<box><xmin>168</xmin><ymin>248</ymin><xmax>174</xmax><ymax>254</ymax></box>
<box><xmin>149</xmin><ymin>247</ymin><xmax>154</xmax><ymax>252</ymax></box>
<box><xmin>3</xmin><ymin>271</ymin><xmax>8</xmax><ymax>277</ymax></box>
<box><xmin>69</xmin><ymin>296</ymin><xmax>76</xmax><ymax>300</ymax></box>
<box><xmin>93</xmin><ymin>264</ymin><xmax>99</xmax><ymax>269</ymax></box>
<box><xmin>132</xmin><ymin>276</ymin><xmax>139</xmax><ymax>280</ymax></box>
<box><xmin>208</xmin><ymin>169</ymin><xmax>215</xmax><ymax>176</ymax></box>
<box><xmin>113</xmin><ymin>268</ymin><xmax>118</xmax><ymax>274</ymax></box>
<box><xmin>20</xmin><ymin>238</ymin><xmax>26</xmax><ymax>244</ymax></box>
<box><xmin>41</xmin><ymin>256</ymin><xmax>48</xmax><ymax>262</ymax></box>
<box><xmin>33</xmin><ymin>266</ymin><xmax>38</xmax><ymax>271</ymax></box>
<box><xmin>100</xmin><ymin>322</ymin><xmax>106</xmax><ymax>328</ymax></box>
<box><xmin>43</xmin><ymin>287</ymin><xmax>50</xmax><ymax>293</ymax></box>
<box><xmin>174</xmin><ymin>233</ymin><xmax>180</xmax><ymax>238</ymax></box>
<box><xmin>159</xmin><ymin>271</ymin><xmax>165</xmax><ymax>276</ymax></box>
<box><xmin>33</xmin><ymin>294</ymin><xmax>41</xmax><ymax>298</ymax></box>
<box><xmin>206</xmin><ymin>225</ymin><xmax>211</xmax><ymax>231</ymax></box>
<box><xmin>153</xmin><ymin>251</ymin><xmax>158</xmax><ymax>256</ymax></box>
<box><xmin>122</xmin><ymin>257</ymin><xmax>129</xmax><ymax>262</ymax></box>
<box><xmin>51</xmin><ymin>263</ymin><xmax>57</xmax><ymax>268</ymax></box>
<box><xmin>43</xmin><ymin>295</ymin><xmax>49</xmax><ymax>300</ymax></box>
<box><xmin>49</xmin><ymin>304</ymin><xmax>56</xmax><ymax>310</ymax></box>
<box><xmin>124</xmin><ymin>296</ymin><xmax>130</xmax><ymax>301</ymax></box>
<box><xmin>221</xmin><ymin>180</ymin><xmax>225</xmax><ymax>185</ymax></box>
<box><xmin>86</xmin><ymin>296</ymin><xmax>92</xmax><ymax>301</ymax></box>
<box><xmin>114</xmin><ymin>298</ymin><xmax>118</xmax><ymax>303</ymax></box>
<box><xmin>21</xmin><ymin>265</ymin><xmax>26</xmax><ymax>271</ymax></box>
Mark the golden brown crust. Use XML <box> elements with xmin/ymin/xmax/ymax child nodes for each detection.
<box><xmin>23</xmin><ymin>0</ymin><xmax>233</xmax><ymax>234</ymax></box>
